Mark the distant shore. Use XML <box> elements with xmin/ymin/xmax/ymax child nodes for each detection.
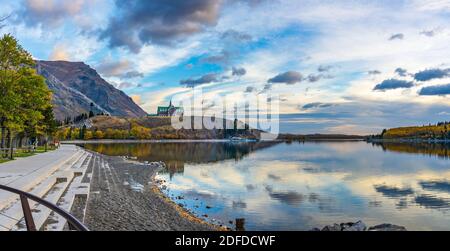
<box><xmin>60</xmin><ymin>137</ymin><xmax>450</xmax><ymax>147</ymax></box>
<box><xmin>367</xmin><ymin>138</ymin><xmax>450</xmax><ymax>143</ymax></box>
<box><xmin>62</xmin><ymin>139</ymin><xmax>267</xmax><ymax>144</ymax></box>
<box><xmin>61</xmin><ymin>137</ymin><xmax>367</xmax><ymax>145</ymax></box>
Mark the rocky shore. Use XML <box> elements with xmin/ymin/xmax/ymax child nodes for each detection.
<box><xmin>82</xmin><ymin>151</ymin><xmax>217</xmax><ymax>231</ymax></box>
<box><xmin>311</xmin><ymin>221</ymin><xmax>407</xmax><ymax>231</ymax></box>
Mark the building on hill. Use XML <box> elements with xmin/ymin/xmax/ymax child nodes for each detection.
<box><xmin>156</xmin><ymin>100</ymin><xmax>184</xmax><ymax>117</ymax></box>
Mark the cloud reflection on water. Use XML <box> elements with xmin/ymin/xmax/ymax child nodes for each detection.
<box><xmin>85</xmin><ymin>141</ymin><xmax>450</xmax><ymax>230</ymax></box>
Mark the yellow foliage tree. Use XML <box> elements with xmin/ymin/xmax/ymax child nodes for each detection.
<box><xmin>130</xmin><ymin>125</ymin><xmax>151</xmax><ymax>139</ymax></box>
<box><xmin>70</xmin><ymin>128</ymin><xmax>80</xmax><ymax>140</ymax></box>
<box><xmin>84</xmin><ymin>131</ymin><xmax>93</xmax><ymax>140</ymax></box>
<box><xmin>94</xmin><ymin>130</ymin><xmax>104</xmax><ymax>139</ymax></box>
<box><xmin>105</xmin><ymin>128</ymin><xmax>115</xmax><ymax>139</ymax></box>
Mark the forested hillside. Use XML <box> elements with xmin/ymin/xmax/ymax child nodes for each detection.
<box><xmin>380</xmin><ymin>122</ymin><xmax>450</xmax><ymax>140</ymax></box>
<box><xmin>56</xmin><ymin>116</ymin><xmax>260</xmax><ymax>140</ymax></box>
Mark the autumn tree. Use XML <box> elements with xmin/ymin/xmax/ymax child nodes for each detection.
<box><xmin>0</xmin><ymin>34</ymin><xmax>34</xmax><ymax>158</ymax></box>
<box><xmin>84</xmin><ymin>131</ymin><xmax>93</xmax><ymax>140</ymax></box>
<box><xmin>41</xmin><ymin>105</ymin><xmax>57</xmax><ymax>151</ymax></box>
<box><xmin>0</xmin><ymin>34</ymin><xmax>54</xmax><ymax>159</ymax></box>
<box><xmin>94</xmin><ymin>130</ymin><xmax>104</xmax><ymax>139</ymax></box>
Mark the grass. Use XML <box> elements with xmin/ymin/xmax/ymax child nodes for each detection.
<box><xmin>0</xmin><ymin>146</ymin><xmax>56</xmax><ymax>164</ymax></box>
<box><xmin>0</xmin><ymin>159</ymin><xmax>9</xmax><ymax>164</ymax></box>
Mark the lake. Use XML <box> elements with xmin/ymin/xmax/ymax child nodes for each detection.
<box><xmin>83</xmin><ymin>141</ymin><xmax>450</xmax><ymax>231</ymax></box>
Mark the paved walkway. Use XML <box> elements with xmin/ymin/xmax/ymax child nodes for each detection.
<box><xmin>0</xmin><ymin>145</ymin><xmax>80</xmax><ymax>208</ymax></box>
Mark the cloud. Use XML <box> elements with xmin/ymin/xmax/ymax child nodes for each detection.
<box><xmin>374</xmin><ymin>184</ymin><xmax>414</xmax><ymax>198</ymax></box>
<box><xmin>395</xmin><ymin>68</ymin><xmax>409</xmax><ymax>77</ymax></box>
<box><xmin>373</xmin><ymin>79</ymin><xmax>414</xmax><ymax>91</ymax></box>
<box><xmin>302</xmin><ymin>102</ymin><xmax>335</xmax><ymax>110</ymax></box>
<box><xmin>232</xmin><ymin>66</ymin><xmax>247</xmax><ymax>77</ymax></box>
<box><xmin>202</xmin><ymin>31</ymin><xmax>252</xmax><ymax>66</ymax></box>
<box><xmin>100</xmin><ymin>0</ymin><xmax>222</xmax><ymax>52</ymax></box>
<box><xmin>245</xmin><ymin>184</ymin><xmax>256</xmax><ymax>191</ymax></box>
<box><xmin>306</xmin><ymin>74</ymin><xmax>333</xmax><ymax>83</ymax></box>
<box><xmin>388</xmin><ymin>33</ymin><xmax>404</xmax><ymax>41</ymax></box>
<box><xmin>307</xmin><ymin>74</ymin><xmax>322</xmax><ymax>82</ymax></box>
<box><xmin>121</xmin><ymin>71</ymin><xmax>144</xmax><ymax>79</ymax></box>
<box><xmin>97</xmin><ymin>60</ymin><xmax>131</xmax><ymax>77</ymax></box>
<box><xmin>368</xmin><ymin>70</ymin><xmax>381</xmax><ymax>75</ymax></box>
<box><xmin>265</xmin><ymin>186</ymin><xmax>304</xmax><ymax>205</ymax></box>
<box><xmin>96</xmin><ymin>59</ymin><xmax>143</xmax><ymax>79</ymax></box>
<box><xmin>202</xmin><ymin>50</ymin><xmax>231</xmax><ymax>64</ymax></box>
<box><xmin>130</xmin><ymin>94</ymin><xmax>143</xmax><ymax>105</ymax></box>
<box><xmin>414</xmin><ymin>68</ymin><xmax>450</xmax><ymax>81</ymax></box>
<box><xmin>49</xmin><ymin>44</ymin><xmax>71</xmax><ymax>61</ymax></box>
<box><xmin>245</xmin><ymin>86</ymin><xmax>255</xmax><ymax>93</ymax></box>
<box><xmin>16</xmin><ymin>0</ymin><xmax>86</xmax><ymax>27</ymax></box>
<box><xmin>267</xmin><ymin>174</ymin><xmax>282</xmax><ymax>181</ymax></box>
<box><xmin>420</xmin><ymin>29</ymin><xmax>437</xmax><ymax>37</ymax></box>
<box><xmin>318</xmin><ymin>65</ymin><xmax>333</xmax><ymax>72</ymax></box>
<box><xmin>221</xmin><ymin>29</ymin><xmax>252</xmax><ymax>42</ymax></box>
<box><xmin>260</xmin><ymin>84</ymin><xmax>272</xmax><ymax>93</ymax></box>
<box><xmin>268</xmin><ymin>71</ymin><xmax>303</xmax><ymax>84</ymax></box>
<box><xmin>418</xmin><ymin>83</ymin><xmax>450</xmax><ymax>96</ymax></box>
<box><xmin>180</xmin><ymin>73</ymin><xmax>219</xmax><ymax>87</ymax></box>
<box><xmin>419</xmin><ymin>180</ymin><xmax>450</xmax><ymax>193</ymax></box>
<box><xmin>113</xmin><ymin>81</ymin><xmax>137</xmax><ymax>90</ymax></box>
<box><xmin>231</xmin><ymin>0</ymin><xmax>270</xmax><ymax>7</ymax></box>
<box><xmin>232</xmin><ymin>201</ymin><xmax>247</xmax><ymax>209</ymax></box>
<box><xmin>414</xmin><ymin>194</ymin><xmax>450</xmax><ymax>209</ymax></box>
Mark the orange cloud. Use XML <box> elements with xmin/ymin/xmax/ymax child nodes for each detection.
<box><xmin>130</xmin><ymin>94</ymin><xmax>142</xmax><ymax>105</ymax></box>
<box><xmin>49</xmin><ymin>44</ymin><xmax>70</xmax><ymax>61</ymax></box>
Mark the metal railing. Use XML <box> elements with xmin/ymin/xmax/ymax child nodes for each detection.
<box><xmin>0</xmin><ymin>184</ymin><xmax>89</xmax><ymax>231</ymax></box>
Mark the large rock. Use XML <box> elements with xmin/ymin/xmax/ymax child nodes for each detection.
<box><xmin>321</xmin><ymin>223</ymin><xmax>342</xmax><ymax>231</ymax></box>
<box><xmin>341</xmin><ymin>221</ymin><xmax>367</xmax><ymax>231</ymax></box>
<box><xmin>313</xmin><ymin>221</ymin><xmax>406</xmax><ymax>231</ymax></box>
<box><xmin>368</xmin><ymin>224</ymin><xmax>407</xmax><ymax>231</ymax></box>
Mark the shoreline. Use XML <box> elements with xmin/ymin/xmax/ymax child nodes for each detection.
<box><xmin>122</xmin><ymin>157</ymin><xmax>228</xmax><ymax>231</ymax></box>
<box><xmin>81</xmin><ymin>150</ymin><xmax>220</xmax><ymax>231</ymax></box>
<box><xmin>151</xmin><ymin>184</ymin><xmax>229</xmax><ymax>231</ymax></box>
<box><xmin>367</xmin><ymin>138</ymin><xmax>450</xmax><ymax>143</ymax></box>
<box><xmin>60</xmin><ymin>138</ymin><xmax>368</xmax><ymax>145</ymax></box>
<box><xmin>62</xmin><ymin>139</ymin><xmax>272</xmax><ymax>144</ymax></box>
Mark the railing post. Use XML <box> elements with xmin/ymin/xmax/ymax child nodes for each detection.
<box><xmin>68</xmin><ymin>222</ymin><xmax>76</xmax><ymax>231</ymax></box>
<box><xmin>1</xmin><ymin>184</ymin><xmax>88</xmax><ymax>231</ymax></box>
<box><xmin>19</xmin><ymin>195</ymin><xmax>37</xmax><ymax>231</ymax></box>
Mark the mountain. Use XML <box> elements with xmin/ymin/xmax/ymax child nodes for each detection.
<box><xmin>36</xmin><ymin>60</ymin><xmax>147</xmax><ymax>120</ymax></box>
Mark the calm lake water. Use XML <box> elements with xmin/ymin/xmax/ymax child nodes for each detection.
<box><xmin>84</xmin><ymin>141</ymin><xmax>450</xmax><ymax>231</ymax></box>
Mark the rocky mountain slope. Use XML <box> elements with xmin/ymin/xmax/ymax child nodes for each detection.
<box><xmin>36</xmin><ymin>61</ymin><xmax>147</xmax><ymax>120</ymax></box>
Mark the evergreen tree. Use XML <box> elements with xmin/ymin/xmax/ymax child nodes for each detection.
<box><xmin>79</xmin><ymin>125</ymin><xmax>87</xmax><ymax>140</ymax></box>
<box><xmin>41</xmin><ymin>105</ymin><xmax>57</xmax><ymax>151</ymax></box>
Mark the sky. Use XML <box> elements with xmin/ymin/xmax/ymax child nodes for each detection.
<box><xmin>1</xmin><ymin>0</ymin><xmax>450</xmax><ymax>135</ymax></box>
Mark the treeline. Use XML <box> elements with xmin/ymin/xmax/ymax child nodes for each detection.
<box><xmin>372</xmin><ymin>142</ymin><xmax>450</xmax><ymax>159</ymax></box>
<box><xmin>373</xmin><ymin>121</ymin><xmax>450</xmax><ymax>140</ymax></box>
<box><xmin>62</xmin><ymin>107</ymin><xmax>109</xmax><ymax>126</ymax></box>
<box><xmin>55</xmin><ymin>120</ymin><xmax>257</xmax><ymax>141</ymax></box>
<box><xmin>0</xmin><ymin>34</ymin><xmax>56</xmax><ymax>159</ymax></box>
<box><xmin>278</xmin><ymin>134</ymin><xmax>366</xmax><ymax>141</ymax></box>
<box><xmin>56</xmin><ymin>124</ymin><xmax>204</xmax><ymax>140</ymax></box>
<box><xmin>56</xmin><ymin>127</ymin><xmax>130</xmax><ymax>140</ymax></box>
